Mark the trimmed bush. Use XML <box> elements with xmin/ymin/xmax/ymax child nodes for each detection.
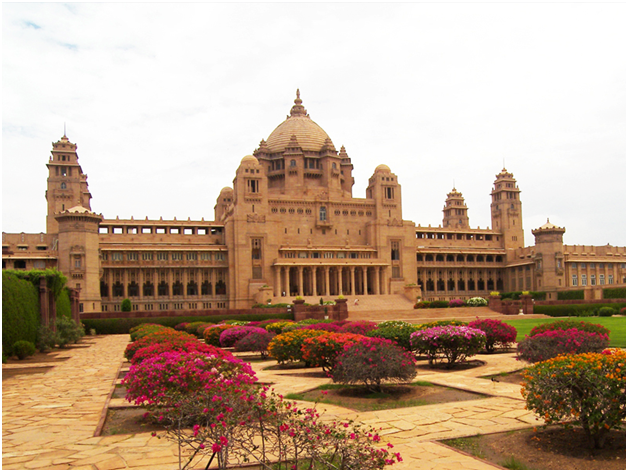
<box><xmin>414</xmin><ymin>301</ymin><xmax>431</xmax><ymax>309</ymax></box>
<box><xmin>429</xmin><ymin>300</ymin><xmax>449</xmax><ymax>308</ymax></box>
<box><xmin>130</xmin><ymin>323</ymin><xmax>166</xmax><ymax>341</ymax></box>
<box><xmin>2</xmin><ymin>271</ymin><xmax>40</xmax><ymax>356</ymax></box>
<box><xmin>533</xmin><ymin>303</ymin><xmax>625</xmax><ymax>317</ymax></box>
<box><xmin>338</xmin><ymin>320</ymin><xmax>378</xmax><ymax>336</ymax></box>
<box><xmin>219</xmin><ymin>326</ymin><xmax>268</xmax><ymax>348</ymax></box>
<box><xmin>466</xmin><ymin>297</ymin><xmax>488</xmax><ymax>307</ymax></box>
<box><xmin>448</xmin><ymin>299</ymin><xmax>464</xmax><ymax>308</ymax></box>
<box><xmin>467</xmin><ymin>318</ymin><xmax>517</xmax><ymax>353</ymax></box>
<box><xmin>500</xmin><ymin>291</ymin><xmax>546</xmax><ymax>301</ymax></box>
<box><xmin>517</xmin><ymin>328</ymin><xmax>609</xmax><ymax>363</ymax></box>
<box><xmin>203</xmin><ymin>324</ymin><xmax>233</xmax><ymax>347</ymax></box>
<box><xmin>174</xmin><ymin>322</ymin><xmax>190</xmax><ymax>331</ymax></box>
<box><xmin>56</xmin><ymin>288</ymin><xmax>72</xmax><ymax>318</ymax></box>
<box><xmin>417</xmin><ymin>320</ymin><xmax>467</xmax><ymax>330</ymax></box>
<box><xmin>410</xmin><ymin>325</ymin><xmax>486</xmax><ymax>368</ymax></box>
<box><xmin>557</xmin><ymin>290</ymin><xmax>585</xmax><ymax>300</ymax></box>
<box><xmin>12</xmin><ymin>340</ymin><xmax>36</xmax><ymax>360</ymax></box>
<box><xmin>301</xmin><ymin>332</ymin><xmax>366</xmax><ymax>372</ymax></box>
<box><xmin>603</xmin><ymin>287</ymin><xmax>626</xmax><ymax>299</ymax></box>
<box><xmin>598</xmin><ymin>307</ymin><xmax>615</xmax><ymax>317</ymax></box>
<box><xmin>121</xmin><ymin>298</ymin><xmax>132</xmax><ymax>312</ymax></box>
<box><xmin>331</xmin><ymin>337</ymin><xmax>417</xmax><ymax>392</ymax></box>
<box><xmin>521</xmin><ymin>350</ymin><xmax>626</xmax><ymax>449</ymax></box>
<box><xmin>234</xmin><ymin>331</ymin><xmax>276</xmax><ymax>358</ymax></box>
<box><xmin>529</xmin><ymin>320</ymin><xmax>610</xmax><ymax>338</ymax></box>
<box><xmin>366</xmin><ymin>322</ymin><xmax>422</xmax><ymax>351</ymax></box>
<box><xmin>267</xmin><ymin>329</ymin><xmax>326</xmax><ymax>364</ymax></box>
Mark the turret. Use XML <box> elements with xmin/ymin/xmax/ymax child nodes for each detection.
<box><xmin>443</xmin><ymin>188</ymin><xmax>469</xmax><ymax>229</ymax></box>
<box><xmin>490</xmin><ymin>168</ymin><xmax>524</xmax><ymax>250</ymax></box>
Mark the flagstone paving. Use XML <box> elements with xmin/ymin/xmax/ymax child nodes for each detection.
<box><xmin>3</xmin><ymin>334</ymin><xmax>544</xmax><ymax>470</ymax></box>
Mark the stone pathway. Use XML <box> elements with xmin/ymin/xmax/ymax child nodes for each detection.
<box><xmin>3</xmin><ymin>335</ymin><xmax>543</xmax><ymax>470</ymax></box>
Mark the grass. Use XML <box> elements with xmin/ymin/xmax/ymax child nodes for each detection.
<box><xmin>506</xmin><ymin>316</ymin><xmax>626</xmax><ymax>348</ymax></box>
<box><xmin>500</xmin><ymin>455</ymin><xmax>529</xmax><ymax>470</ymax></box>
<box><xmin>442</xmin><ymin>436</ymin><xmax>485</xmax><ymax>459</ymax></box>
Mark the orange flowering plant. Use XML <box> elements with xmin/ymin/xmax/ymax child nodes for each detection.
<box><xmin>520</xmin><ymin>349</ymin><xmax>626</xmax><ymax>449</ymax></box>
<box><xmin>267</xmin><ymin>329</ymin><xmax>326</xmax><ymax>364</ymax></box>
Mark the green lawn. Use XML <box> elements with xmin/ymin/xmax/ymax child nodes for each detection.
<box><xmin>507</xmin><ymin>317</ymin><xmax>626</xmax><ymax>348</ymax></box>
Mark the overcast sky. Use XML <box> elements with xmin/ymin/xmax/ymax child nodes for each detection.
<box><xmin>3</xmin><ymin>2</ymin><xmax>625</xmax><ymax>248</ymax></box>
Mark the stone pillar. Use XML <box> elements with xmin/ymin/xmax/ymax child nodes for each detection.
<box><xmin>298</xmin><ymin>267</ymin><xmax>304</xmax><ymax>297</ymax></box>
<box><xmin>374</xmin><ymin>267</ymin><xmax>380</xmax><ymax>295</ymax></box>
<box><xmin>338</xmin><ymin>267</ymin><xmax>344</xmax><ymax>295</ymax></box>
<box><xmin>122</xmin><ymin>269</ymin><xmax>128</xmax><ymax>299</ymax></box>
<box><xmin>350</xmin><ymin>267</ymin><xmax>356</xmax><ymax>295</ymax></box>
<box><xmin>324</xmin><ymin>267</ymin><xmax>330</xmax><ymax>296</ymax></box>
<box><xmin>274</xmin><ymin>266</ymin><xmax>281</xmax><ymax>297</ymax></box>
<box><xmin>362</xmin><ymin>266</ymin><xmax>368</xmax><ymax>295</ymax></box>
<box><xmin>283</xmin><ymin>267</ymin><xmax>289</xmax><ymax>297</ymax></box>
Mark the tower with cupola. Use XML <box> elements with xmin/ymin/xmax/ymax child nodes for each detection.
<box><xmin>442</xmin><ymin>188</ymin><xmax>469</xmax><ymax>229</ymax></box>
<box><xmin>45</xmin><ymin>134</ymin><xmax>92</xmax><ymax>234</ymax></box>
<box><xmin>490</xmin><ymin>168</ymin><xmax>524</xmax><ymax>252</ymax></box>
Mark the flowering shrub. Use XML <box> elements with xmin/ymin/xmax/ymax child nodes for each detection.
<box><xmin>257</xmin><ymin>319</ymin><xmax>290</xmax><ymax>329</ymax></box>
<box><xmin>219</xmin><ymin>326</ymin><xmax>268</xmax><ymax>348</ymax></box>
<box><xmin>295</xmin><ymin>322</ymin><xmax>342</xmax><ymax>333</ymax></box>
<box><xmin>366</xmin><ymin>322</ymin><xmax>422</xmax><ymax>351</ymax></box>
<box><xmin>410</xmin><ymin>325</ymin><xmax>486</xmax><ymax>368</ymax></box>
<box><xmin>129</xmin><ymin>323</ymin><xmax>166</xmax><ymax>341</ymax></box>
<box><xmin>195</xmin><ymin>323</ymin><xmax>215</xmax><ymax>337</ymax></box>
<box><xmin>468</xmin><ymin>318</ymin><xmax>517</xmax><ymax>353</ymax></box>
<box><xmin>174</xmin><ymin>322</ymin><xmax>190</xmax><ymax>332</ymax></box>
<box><xmin>301</xmin><ymin>333</ymin><xmax>366</xmax><ymax>372</ymax></box>
<box><xmin>414</xmin><ymin>301</ymin><xmax>431</xmax><ymax>309</ymax></box>
<box><xmin>267</xmin><ymin>329</ymin><xmax>326</xmax><ymax>364</ymax></box>
<box><xmin>264</xmin><ymin>321</ymin><xmax>295</xmax><ymax>334</ymax></box>
<box><xmin>521</xmin><ymin>350</ymin><xmax>626</xmax><ymax>449</ymax></box>
<box><xmin>184</xmin><ymin>321</ymin><xmax>213</xmax><ymax>337</ymax></box>
<box><xmin>331</xmin><ymin>337</ymin><xmax>417</xmax><ymax>392</ymax></box>
<box><xmin>517</xmin><ymin>328</ymin><xmax>609</xmax><ymax>363</ymax></box>
<box><xmin>338</xmin><ymin>320</ymin><xmax>378</xmax><ymax>336</ymax></box>
<box><xmin>233</xmin><ymin>331</ymin><xmax>275</xmax><ymax>358</ymax></box>
<box><xmin>529</xmin><ymin>320</ymin><xmax>610</xmax><ymax>338</ymax></box>
<box><xmin>466</xmin><ymin>297</ymin><xmax>488</xmax><ymax>307</ymax></box>
<box><xmin>203</xmin><ymin>324</ymin><xmax>233</xmax><ymax>347</ymax></box>
<box><xmin>124</xmin><ymin>329</ymin><xmax>196</xmax><ymax>361</ymax></box>
<box><xmin>417</xmin><ymin>320</ymin><xmax>467</xmax><ymax>330</ymax></box>
<box><xmin>130</xmin><ymin>340</ymin><xmax>232</xmax><ymax>365</ymax></box>
<box><xmin>448</xmin><ymin>299</ymin><xmax>464</xmax><ymax>308</ymax></box>
<box><xmin>620</xmin><ymin>307</ymin><xmax>626</xmax><ymax>316</ymax></box>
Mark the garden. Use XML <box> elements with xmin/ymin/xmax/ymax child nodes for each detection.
<box><xmin>101</xmin><ymin>309</ymin><xmax>626</xmax><ymax>469</ymax></box>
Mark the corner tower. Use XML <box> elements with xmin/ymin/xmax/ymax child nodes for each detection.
<box><xmin>442</xmin><ymin>188</ymin><xmax>469</xmax><ymax>229</ymax></box>
<box><xmin>490</xmin><ymin>168</ymin><xmax>524</xmax><ymax>251</ymax></box>
<box><xmin>531</xmin><ymin>219</ymin><xmax>566</xmax><ymax>294</ymax></box>
<box><xmin>45</xmin><ymin>135</ymin><xmax>92</xmax><ymax>234</ymax></box>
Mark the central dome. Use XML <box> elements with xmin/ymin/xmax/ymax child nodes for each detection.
<box><xmin>264</xmin><ymin>90</ymin><xmax>333</xmax><ymax>153</ymax></box>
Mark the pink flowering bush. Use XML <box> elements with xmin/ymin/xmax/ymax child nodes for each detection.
<box><xmin>129</xmin><ymin>323</ymin><xmax>167</xmax><ymax>342</ymax></box>
<box><xmin>468</xmin><ymin>318</ymin><xmax>517</xmax><ymax>353</ymax></box>
<box><xmin>529</xmin><ymin>320</ymin><xmax>610</xmax><ymax>338</ymax></box>
<box><xmin>295</xmin><ymin>322</ymin><xmax>342</xmax><ymax>333</ymax></box>
<box><xmin>516</xmin><ymin>328</ymin><xmax>609</xmax><ymax>363</ymax></box>
<box><xmin>410</xmin><ymin>325</ymin><xmax>486</xmax><ymax>368</ymax></box>
<box><xmin>338</xmin><ymin>320</ymin><xmax>378</xmax><ymax>336</ymax></box>
<box><xmin>174</xmin><ymin>322</ymin><xmax>190</xmax><ymax>332</ymax></box>
<box><xmin>233</xmin><ymin>330</ymin><xmax>276</xmax><ymax>358</ymax></box>
<box><xmin>219</xmin><ymin>326</ymin><xmax>268</xmax><ymax>348</ymax></box>
<box><xmin>448</xmin><ymin>299</ymin><xmax>465</xmax><ymax>308</ymax></box>
<box><xmin>331</xmin><ymin>337</ymin><xmax>417</xmax><ymax>392</ymax></box>
<box><xmin>301</xmin><ymin>332</ymin><xmax>366</xmax><ymax>372</ymax></box>
<box><xmin>124</xmin><ymin>329</ymin><xmax>196</xmax><ymax>361</ymax></box>
<box><xmin>130</xmin><ymin>340</ymin><xmax>232</xmax><ymax>365</ymax></box>
<box><xmin>203</xmin><ymin>324</ymin><xmax>233</xmax><ymax>347</ymax></box>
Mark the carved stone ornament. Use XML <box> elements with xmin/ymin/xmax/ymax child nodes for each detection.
<box><xmin>247</xmin><ymin>214</ymin><xmax>266</xmax><ymax>223</ymax></box>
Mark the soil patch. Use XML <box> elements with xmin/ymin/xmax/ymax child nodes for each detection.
<box><xmin>416</xmin><ymin>359</ymin><xmax>486</xmax><ymax>371</ymax></box>
<box><xmin>485</xmin><ymin>370</ymin><xmax>525</xmax><ymax>386</ymax></box>
<box><xmin>101</xmin><ymin>407</ymin><xmax>167</xmax><ymax>436</ymax></box>
<box><xmin>442</xmin><ymin>425</ymin><xmax>626</xmax><ymax>470</ymax></box>
<box><xmin>288</xmin><ymin>383</ymin><xmax>485</xmax><ymax>411</ymax></box>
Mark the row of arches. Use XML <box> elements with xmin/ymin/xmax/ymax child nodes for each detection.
<box><xmin>100</xmin><ymin>280</ymin><xmax>227</xmax><ymax>299</ymax></box>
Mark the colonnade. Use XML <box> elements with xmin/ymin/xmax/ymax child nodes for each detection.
<box><xmin>416</xmin><ymin>267</ymin><xmax>504</xmax><ymax>295</ymax></box>
<box><xmin>273</xmin><ymin>265</ymin><xmax>388</xmax><ymax>297</ymax></box>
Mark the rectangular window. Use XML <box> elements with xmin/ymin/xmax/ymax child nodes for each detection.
<box><xmin>127</xmin><ymin>252</ymin><xmax>138</xmax><ymax>261</ymax></box>
<box><xmin>74</xmin><ymin>259</ymin><xmax>81</xmax><ymax>268</ymax></box>
<box><xmin>141</xmin><ymin>227</ymin><xmax>152</xmax><ymax>234</ymax></box>
<box><xmin>609</xmin><ymin>274</ymin><xmax>614</xmax><ymax>284</ymax></box>
<box><xmin>184</xmin><ymin>228</ymin><xmax>194</xmax><ymax>235</ymax></box>
<box><xmin>200</xmin><ymin>253</ymin><xmax>212</xmax><ymax>261</ymax></box>
<box><xmin>252</xmin><ymin>239</ymin><xmax>262</xmax><ymax>260</ymax></box>
<box><xmin>324</xmin><ymin>252</ymin><xmax>334</xmax><ymax>259</ymax></box>
<box><xmin>215</xmin><ymin>253</ymin><xmax>225</xmax><ymax>261</ymax></box>
<box><xmin>172</xmin><ymin>252</ymin><xmax>183</xmax><ymax>261</ymax></box>
<box><xmin>186</xmin><ymin>252</ymin><xmax>198</xmax><ymax>261</ymax></box>
<box><xmin>391</xmin><ymin>241</ymin><xmax>400</xmax><ymax>261</ymax></box>
<box><xmin>581</xmin><ymin>263</ymin><xmax>586</xmax><ymax>269</ymax></box>
<box><xmin>590</xmin><ymin>274</ymin><xmax>596</xmax><ymax>285</ymax></box>
<box><xmin>142</xmin><ymin>252</ymin><xmax>153</xmax><ymax>261</ymax></box>
<box><xmin>572</xmin><ymin>274</ymin><xmax>578</xmax><ymax>286</ymax></box>
<box><xmin>101</xmin><ymin>253</ymin><xmax>108</xmax><ymax>261</ymax></box>
<box><xmin>392</xmin><ymin>266</ymin><xmax>401</xmax><ymax>278</ymax></box>
<box><xmin>157</xmin><ymin>252</ymin><xmax>168</xmax><ymax>261</ymax></box>
<box><xmin>112</xmin><ymin>252</ymin><xmax>123</xmax><ymax>261</ymax></box>
<box><xmin>581</xmin><ymin>274</ymin><xmax>587</xmax><ymax>286</ymax></box>
<box><xmin>599</xmin><ymin>274</ymin><xmax>605</xmax><ymax>285</ymax></box>
<box><xmin>34</xmin><ymin>261</ymin><xmax>46</xmax><ymax>269</ymax></box>
<box><xmin>247</xmin><ymin>179</ymin><xmax>260</xmax><ymax>193</ymax></box>
<box><xmin>571</xmin><ymin>263</ymin><xmax>577</xmax><ymax>269</ymax></box>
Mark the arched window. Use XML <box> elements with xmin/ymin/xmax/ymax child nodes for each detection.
<box><xmin>319</xmin><ymin>206</ymin><xmax>327</xmax><ymax>221</ymax></box>
<box><xmin>290</xmin><ymin>159</ymin><xmax>296</xmax><ymax>167</ymax></box>
<box><xmin>60</xmin><ymin>182</ymin><xmax>67</xmax><ymax>189</ymax></box>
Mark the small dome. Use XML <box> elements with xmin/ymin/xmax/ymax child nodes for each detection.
<box><xmin>65</xmin><ymin>204</ymin><xmax>92</xmax><ymax>214</ymax></box>
<box><xmin>220</xmin><ymin>187</ymin><xmax>233</xmax><ymax>194</ymax></box>
<box><xmin>240</xmin><ymin>155</ymin><xmax>258</xmax><ymax>165</ymax></box>
<box><xmin>538</xmin><ymin>218</ymin><xmax>560</xmax><ymax>230</ymax></box>
<box><xmin>374</xmin><ymin>164</ymin><xmax>391</xmax><ymax>174</ymax></box>
<box><xmin>264</xmin><ymin>90</ymin><xmax>333</xmax><ymax>153</ymax></box>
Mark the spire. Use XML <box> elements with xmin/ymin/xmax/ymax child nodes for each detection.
<box><xmin>290</xmin><ymin>89</ymin><xmax>308</xmax><ymax>117</ymax></box>
<box><xmin>64</xmin><ymin>122</ymin><xmax>67</xmax><ymax>138</ymax></box>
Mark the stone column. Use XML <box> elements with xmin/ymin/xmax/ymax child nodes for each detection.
<box><xmin>283</xmin><ymin>267</ymin><xmax>289</xmax><ymax>297</ymax></box>
<box><xmin>274</xmin><ymin>266</ymin><xmax>281</xmax><ymax>297</ymax></box>
<box><xmin>374</xmin><ymin>267</ymin><xmax>380</xmax><ymax>295</ymax></box>
<box><xmin>338</xmin><ymin>267</ymin><xmax>344</xmax><ymax>295</ymax></box>
<box><xmin>298</xmin><ymin>267</ymin><xmax>304</xmax><ymax>297</ymax></box>
<box><xmin>362</xmin><ymin>266</ymin><xmax>368</xmax><ymax>295</ymax></box>
<box><xmin>350</xmin><ymin>267</ymin><xmax>356</xmax><ymax>295</ymax></box>
<box><xmin>324</xmin><ymin>267</ymin><xmax>330</xmax><ymax>296</ymax></box>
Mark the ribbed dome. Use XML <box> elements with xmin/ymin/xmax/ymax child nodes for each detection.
<box><xmin>374</xmin><ymin>164</ymin><xmax>391</xmax><ymax>174</ymax></box>
<box><xmin>240</xmin><ymin>155</ymin><xmax>258</xmax><ymax>165</ymax></box>
<box><xmin>265</xmin><ymin>90</ymin><xmax>333</xmax><ymax>153</ymax></box>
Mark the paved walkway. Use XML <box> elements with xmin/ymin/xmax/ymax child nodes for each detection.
<box><xmin>3</xmin><ymin>334</ymin><xmax>543</xmax><ymax>470</ymax></box>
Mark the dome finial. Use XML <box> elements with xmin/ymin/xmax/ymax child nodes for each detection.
<box><xmin>290</xmin><ymin>89</ymin><xmax>307</xmax><ymax>116</ymax></box>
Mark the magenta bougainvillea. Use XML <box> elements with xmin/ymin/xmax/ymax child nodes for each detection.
<box><xmin>338</xmin><ymin>320</ymin><xmax>378</xmax><ymax>336</ymax></box>
<box><xmin>468</xmin><ymin>318</ymin><xmax>517</xmax><ymax>353</ymax></box>
<box><xmin>516</xmin><ymin>328</ymin><xmax>609</xmax><ymax>363</ymax></box>
<box><xmin>219</xmin><ymin>326</ymin><xmax>269</xmax><ymax>348</ymax></box>
<box><xmin>301</xmin><ymin>332</ymin><xmax>366</xmax><ymax>372</ymax></box>
<box><xmin>410</xmin><ymin>325</ymin><xmax>486</xmax><ymax>367</ymax></box>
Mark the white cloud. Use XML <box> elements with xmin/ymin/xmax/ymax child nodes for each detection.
<box><xmin>2</xmin><ymin>2</ymin><xmax>625</xmax><ymax>247</ymax></box>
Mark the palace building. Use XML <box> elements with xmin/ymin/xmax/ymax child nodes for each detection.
<box><xmin>2</xmin><ymin>91</ymin><xmax>626</xmax><ymax>313</ymax></box>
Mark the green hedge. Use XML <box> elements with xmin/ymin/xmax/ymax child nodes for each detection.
<box><xmin>557</xmin><ymin>290</ymin><xmax>585</xmax><ymax>300</ymax></box>
<box><xmin>500</xmin><ymin>291</ymin><xmax>546</xmax><ymax>301</ymax></box>
<box><xmin>534</xmin><ymin>302</ymin><xmax>626</xmax><ymax>317</ymax></box>
<box><xmin>56</xmin><ymin>288</ymin><xmax>72</xmax><ymax>318</ymax></box>
<box><xmin>603</xmin><ymin>287</ymin><xmax>626</xmax><ymax>299</ymax></box>
<box><xmin>81</xmin><ymin>313</ymin><xmax>293</xmax><ymax>335</ymax></box>
<box><xmin>2</xmin><ymin>271</ymin><xmax>41</xmax><ymax>355</ymax></box>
